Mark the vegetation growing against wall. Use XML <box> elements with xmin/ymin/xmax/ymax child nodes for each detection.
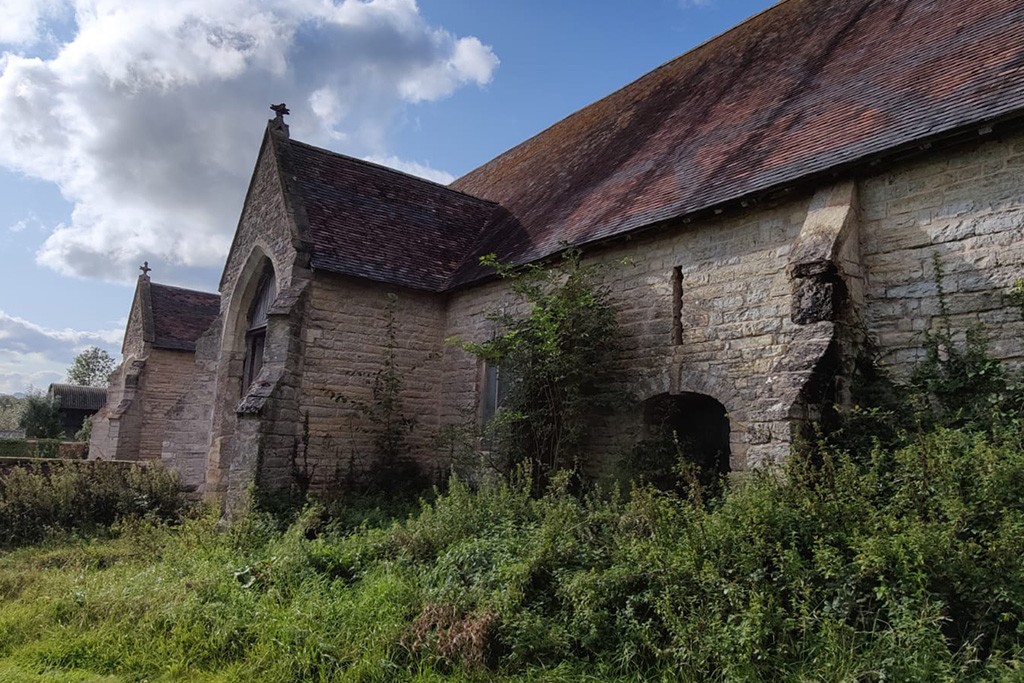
<box><xmin>454</xmin><ymin>249</ymin><xmax>624</xmax><ymax>486</ymax></box>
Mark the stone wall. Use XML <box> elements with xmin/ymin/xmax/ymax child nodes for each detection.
<box><xmin>291</xmin><ymin>274</ymin><xmax>447</xmax><ymax>490</ymax></box>
<box><xmin>441</xmin><ymin>197</ymin><xmax>812</xmax><ymax>473</ymax></box>
<box><xmin>153</xmin><ymin>128</ymin><xmax>1024</xmax><ymax>501</ymax></box>
<box><xmin>133</xmin><ymin>348</ymin><xmax>199</xmax><ymax>462</ymax></box>
<box><xmin>161</xmin><ymin>320</ymin><xmax>222</xmax><ymax>492</ymax></box>
<box><xmin>160</xmin><ymin>129</ymin><xmax>315</xmax><ymax>506</ymax></box>
<box><xmin>860</xmin><ymin>130</ymin><xmax>1024</xmax><ymax>373</ymax></box>
<box><xmin>90</xmin><ymin>283</ymin><xmax>149</xmax><ymax>461</ymax></box>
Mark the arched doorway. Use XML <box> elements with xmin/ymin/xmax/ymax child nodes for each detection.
<box><xmin>636</xmin><ymin>392</ymin><xmax>731</xmax><ymax>488</ymax></box>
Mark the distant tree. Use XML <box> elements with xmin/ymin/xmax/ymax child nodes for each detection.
<box><xmin>18</xmin><ymin>392</ymin><xmax>63</xmax><ymax>439</ymax></box>
<box><xmin>66</xmin><ymin>347</ymin><xmax>117</xmax><ymax>387</ymax></box>
<box><xmin>0</xmin><ymin>395</ymin><xmax>27</xmax><ymax>432</ymax></box>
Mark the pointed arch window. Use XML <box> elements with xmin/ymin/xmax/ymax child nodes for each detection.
<box><xmin>243</xmin><ymin>270</ymin><xmax>276</xmax><ymax>389</ymax></box>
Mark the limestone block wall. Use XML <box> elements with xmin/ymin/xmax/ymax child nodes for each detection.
<box><xmin>161</xmin><ymin>322</ymin><xmax>222</xmax><ymax>492</ymax></box>
<box><xmin>88</xmin><ymin>363</ymin><xmax>129</xmax><ymax>461</ymax></box>
<box><xmin>442</xmin><ymin>198</ymin><xmax>812</xmax><ymax>473</ymax></box>
<box><xmin>91</xmin><ymin>285</ymin><xmax>149</xmax><ymax>461</ymax></box>
<box><xmin>860</xmin><ymin>131</ymin><xmax>1024</xmax><ymax>373</ymax></box>
<box><xmin>133</xmin><ymin>348</ymin><xmax>198</xmax><ymax>462</ymax></box>
<box><xmin>296</xmin><ymin>274</ymin><xmax>447</xmax><ymax>488</ymax></box>
<box><xmin>194</xmin><ymin>131</ymin><xmax>313</xmax><ymax>506</ymax></box>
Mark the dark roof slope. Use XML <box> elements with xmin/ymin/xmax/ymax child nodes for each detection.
<box><xmin>278</xmin><ymin>139</ymin><xmax>498</xmax><ymax>291</ymax></box>
<box><xmin>149</xmin><ymin>283</ymin><xmax>220</xmax><ymax>351</ymax></box>
<box><xmin>48</xmin><ymin>384</ymin><xmax>107</xmax><ymax>411</ymax></box>
<box><xmin>449</xmin><ymin>0</ymin><xmax>1024</xmax><ymax>284</ymax></box>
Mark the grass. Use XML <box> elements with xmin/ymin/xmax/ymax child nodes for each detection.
<box><xmin>2</xmin><ymin>422</ymin><xmax>1024</xmax><ymax>681</ymax></box>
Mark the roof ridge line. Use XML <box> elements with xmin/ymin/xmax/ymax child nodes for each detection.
<box><xmin>286</xmin><ymin>138</ymin><xmax>500</xmax><ymax>206</ymax></box>
<box><xmin>148</xmin><ymin>281</ymin><xmax>220</xmax><ymax>297</ymax></box>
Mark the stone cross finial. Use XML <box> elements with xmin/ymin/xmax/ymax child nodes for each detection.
<box><xmin>139</xmin><ymin>261</ymin><xmax>151</xmax><ymax>278</ymax></box>
<box><xmin>269</xmin><ymin>103</ymin><xmax>291</xmax><ymax>138</ymax></box>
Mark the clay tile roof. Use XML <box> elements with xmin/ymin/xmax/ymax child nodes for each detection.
<box><xmin>447</xmin><ymin>0</ymin><xmax>1024</xmax><ymax>285</ymax></box>
<box><xmin>48</xmin><ymin>384</ymin><xmax>107</xmax><ymax>411</ymax></box>
<box><xmin>149</xmin><ymin>283</ymin><xmax>220</xmax><ymax>351</ymax></box>
<box><xmin>279</xmin><ymin>140</ymin><xmax>499</xmax><ymax>291</ymax></box>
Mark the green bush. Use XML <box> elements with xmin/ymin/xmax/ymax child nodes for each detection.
<box><xmin>0</xmin><ymin>438</ymin><xmax>29</xmax><ymax>458</ymax></box>
<box><xmin>0</xmin><ymin>462</ymin><xmax>190</xmax><ymax>547</ymax></box>
<box><xmin>31</xmin><ymin>438</ymin><xmax>61</xmax><ymax>458</ymax></box>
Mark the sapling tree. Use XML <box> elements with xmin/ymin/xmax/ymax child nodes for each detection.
<box><xmin>455</xmin><ymin>248</ymin><xmax>624</xmax><ymax>486</ymax></box>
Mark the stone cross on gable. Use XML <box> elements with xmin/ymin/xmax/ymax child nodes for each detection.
<box><xmin>139</xmin><ymin>261</ymin><xmax>151</xmax><ymax>279</ymax></box>
<box><xmin>269</xmin><ymin>103</ymin><xmax>291</xmax><ymax>138</ymax></box>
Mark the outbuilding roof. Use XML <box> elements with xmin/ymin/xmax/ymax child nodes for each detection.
<box><xmin>47</xmin><ymin>384</ymin><xmax>107</xmax><ymax>412</ymax></box>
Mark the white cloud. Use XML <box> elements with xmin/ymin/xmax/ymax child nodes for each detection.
<box><xmin>0</xmin><ymin>0</ymin><xmax>498</xmax><ymax>282</ymax></box>
<box><xmin>0</xmin><ymin>309</ymin><xmax>121</xmax><ymax>394</ymax></box>
<box><xmin>0</xmin><ymin>0</ymin><xmax>64</xmax><ymax>45</ymax></box>
<box><xmin>362</xmin><ymin>154</ymin><xmax>455</xmax><ymax>184</ymax></box>
<box><xmin>9</xmin><ymin>212</ymin><xmax>45</xmax><ymax>232</ymax></box>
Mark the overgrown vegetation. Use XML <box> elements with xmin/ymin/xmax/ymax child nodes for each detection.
<box><xmin>1</xmin><ymin>415</ymin><xmax>1023</xmax><ymax>681</ymax></box>
<box><xmin>0</xmin><ymin>461</ymin><xmax>189</xmax><ymax>547</ymax></box>
<box><xmin>454</xmin><ymin>249</ymin><xmax>623</xmax><ymax>486</ymax></box>
<box><xmin>0</xmin><ymin>438</ymin><xmax>62</xmax><ymax>459</ymax></box>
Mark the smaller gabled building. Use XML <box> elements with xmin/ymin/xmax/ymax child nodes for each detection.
<box><xmin>90</xmin><ymin>268</ymin><xmax>219</xmax><ymax>463</ymax></box>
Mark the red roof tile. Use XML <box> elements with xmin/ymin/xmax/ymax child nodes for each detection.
<box><xmin>448</xmin><ymin>0</ymin><xmax>1024</xmax><ymax>284</ymax></box>
<box><xmin>149</xmin><ymin>283</ymin><xmax>220</xmax><ymax>351</ymax></box>
<box><xmin>277</xmin><ymin>140</ymin><xmax>498</xmax><ymax>291</ymax></box>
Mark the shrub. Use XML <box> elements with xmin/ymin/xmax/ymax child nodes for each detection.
<box><xmin>0</xmin><ymin>461</ymin><xmax>190</xmax><ymax>546</ymax></box>
<box><xmin>455</xmin><ymin>249</ymin><xmax>624</xmax><ymax>486</ymax></box>
<box><xmin>0</xmin><ymin>438</ymin><xmax>29</xmax><ymax>458</ymax></box>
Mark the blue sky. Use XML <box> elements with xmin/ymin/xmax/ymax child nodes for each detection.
<box><xmin>0</xmin><ymin>0</ymin><xmax>773</xmax><ymax>394</ymax></box>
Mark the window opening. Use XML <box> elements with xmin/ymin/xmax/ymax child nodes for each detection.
<box><xmin>672</xmin><ymin>266</ymin><xmax>683</xmax><ymax>346</ymax></box>
<box><xmin>243</xmin><ymin>270</ymin><xmax>276</xmax><ymax>389</ymax></box>
<box><xmin>481</xmin><ymin>363</ymin><xmax>508</xmax><ymax>426</ymax></box>
<box><xmin>643</xmin><ymin>392</ymin><xmax>730</xmax><ymax>475</ymax></box>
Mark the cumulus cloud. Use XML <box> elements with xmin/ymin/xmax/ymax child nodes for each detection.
<box><xmin>0</xmin><ymin>0</ymin><xmax>64</xmax><ymax>45</ymax></box>
<box><xmin>0</xmin><ymin>309</ymin><xmax>121</xmax><ymax>394</ymax></box>
<box><xmin>0</xmin><ymin>0</ymin><xmax>499</xmax><ymax>282</ymax></box>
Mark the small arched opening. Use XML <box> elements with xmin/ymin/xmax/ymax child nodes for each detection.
<box><xmin>642</xmin><ymin>392</ymin><xmax>731</xmax><ymax>480</ymax></box>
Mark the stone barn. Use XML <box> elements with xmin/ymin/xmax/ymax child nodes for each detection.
<box><xmin>101</xmin><ymin>0</ymin><xmax>1024</xmax><ymax>505</ymax></box>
